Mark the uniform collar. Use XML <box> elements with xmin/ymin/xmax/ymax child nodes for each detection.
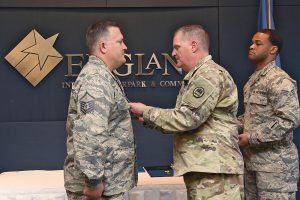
<box><xmin>248</xmin><ymin>60</ymin><xmax>276</xmax><ymax>87</ymax></box>
<box><xmin>183</xmin><ymin>55</ymin><xmax>212</xmax><ymax>82</ymax></box>
<box><xmin>258</xmin><ymin>60</ymin><xmax>276</xmax><ymax>76</ymax></box>
<box><xmin>88</xmin><ymin>55</ymin><xmax>123</xmax><ymax>89</ymax></box>
<box><xmin>88</xmin><ymin>55</ymin><xmax>115</xmax><ymax>75</ymax></box>
<box><xmin>89</xmin><ymin>55</ymin><xmax>105</xmax><ymax>67</ymax></box>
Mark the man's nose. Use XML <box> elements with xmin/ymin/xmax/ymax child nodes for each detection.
<box><xmin>171</xmin><ymin>50</ymin><xmax>176</xmax><ymax>57</ymax></box>
<box><xmin>123</xmin><ymin>42</ymin><xmax>127</xmax><ymax>50</ymax></box>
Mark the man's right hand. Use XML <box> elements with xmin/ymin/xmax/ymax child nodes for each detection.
<box><xmin>128</xmin><ymin>102</ymin><xmax>146</xmax><ymax>117</ymax></box>
<box><xmin>129</xmin><ymin>102</ymin><xmax>146</xmax><ymax>122</ymax></box>
<box><xmin>83</xmin><ymin>183</ymin><xmax>104</xmax><ymax>200</ymax></box>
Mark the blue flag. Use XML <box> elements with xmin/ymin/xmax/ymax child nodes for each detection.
<box><xmin>257</xmin><ymin>0</ymin><xmax>281</xmax><ymax>67</ymax></box>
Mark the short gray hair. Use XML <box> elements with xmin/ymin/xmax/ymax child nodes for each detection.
<box><xmin>174</xmin><ymin>24</ymin><xmax>210</xmax><ymax>51</ymax></box>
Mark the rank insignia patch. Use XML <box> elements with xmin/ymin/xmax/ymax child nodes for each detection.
<box><xmin>193</xmin><ymin>87</ymin><xmax>205</xmax><ymax>98</ymax></box>
<box><xmin>80</xmin><ymin>92</ymin><xmax>95</xmax><ymax>114</ymax></box>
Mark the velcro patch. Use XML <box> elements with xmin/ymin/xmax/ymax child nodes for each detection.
<box><xmin>193</xmin><ymin>87</ymin><xmax>205</xmax><ymax>98</ymax></box>
<box><xmin>182</xmin><ymin>76</ymin><xmax>215</xmax><ymax>109</ymax></box>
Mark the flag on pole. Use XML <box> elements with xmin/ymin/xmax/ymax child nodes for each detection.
<box><xmin>257</xmin><ymin>0</ymin><xmax>281</xmax><ymax>66</ymax></box>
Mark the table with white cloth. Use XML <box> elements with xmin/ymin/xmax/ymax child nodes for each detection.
<box><xmin>0</xmin><ymin>170</ymin><xmax>187</xmax><ymax>200</ymax></box>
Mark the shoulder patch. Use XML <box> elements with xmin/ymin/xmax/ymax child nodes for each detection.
<box><xmin>182</xmin><ymin>76</ymin><xmax>215</xmax><ymax>109</ymax></box>
<box><xmin>80</xmin><ymin>92</ymin><xmax>95</xmax><ymax>114</ymax></box>
<box><xmin>193</xmin><ymin>87</ymin><xmax>205</xmax><ymax>98</ymax></box>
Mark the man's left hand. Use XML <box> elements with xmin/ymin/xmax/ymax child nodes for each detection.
<box><xmin>83</xmin><ymin>183</ymin><xmax>104</xmax><ymax>200</ymax></box>
<box><xmin>239</xmin><ymin>132</ymin><xmax>250</xmax><ymax>148</ymax></box>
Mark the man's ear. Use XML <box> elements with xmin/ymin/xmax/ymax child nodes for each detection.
<box><xmin>191</xmin><ymin>41</ymin><xmax>198</xmax><ymax>53</ymax></box>
<box><xmin>270</xmin><ymin>45</ymin><xmax>278</xmax><ymax>55</ymax></box>
<box><xmin>99</xmin><ymin>42</ymin><xmax>107</xmax><ymax>54</ymax></box>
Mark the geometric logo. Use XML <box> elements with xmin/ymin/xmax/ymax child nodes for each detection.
<box><xmin>5</xmin><ymin>29</ymin><xmax>63</xmax><ymax>87</ymax></box>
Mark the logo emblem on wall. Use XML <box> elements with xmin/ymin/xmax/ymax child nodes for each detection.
<box><xmin>5</xmin><ymin>29</ymin><xmax>63</xmax><ymax>87</ymax></box>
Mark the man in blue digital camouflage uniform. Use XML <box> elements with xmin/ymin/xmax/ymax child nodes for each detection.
<box><xmin>129</xmin><ymin>24</ymin><xmax>244</xmax><ymax>200</ymax></box>
<box><xmin>239</xmin><ymin>29</ymin><xmax>300</xmax><ymax>200</ymax></box>
<box><xmin>64</xmin><ymin>20</ymin><xmax>137</xmax><ymax>200</ymax></box>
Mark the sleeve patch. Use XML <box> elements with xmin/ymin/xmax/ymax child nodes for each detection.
<box><xmin>193</xmin><ymin>87</ymin><xmax>205</xmax><ymax>98</ymax></box>
<box><xmin>182</xmin><ymin>76</ymin><xmax>215</xmax><ymax>109</ymax></box>
<box><xmin>80</xmin><ymin>92</ymin><xmax>95</xmax><ymax>114</ymax></box>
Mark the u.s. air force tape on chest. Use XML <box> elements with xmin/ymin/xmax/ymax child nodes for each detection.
<box><xmin>79</xmin><ymin>92</ymin><xmax>95</xmax><ymax>114</ymax></box>
<box><xmin>182</xmin><ymin>76</ymin><xmax>215</xmax><ymax>108</ymax></box>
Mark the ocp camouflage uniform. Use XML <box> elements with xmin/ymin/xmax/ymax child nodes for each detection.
<box><xmin>64</xmin><ymin>56</ymin><xmax>137</xmax><ymax>199</ymax></box>
<box><xmin>143</xmin><ymin>55</ymin><xmax>244</xmax><ymax>200</ymax></box>
<box><xmin>238</xmin><ymin>61</ymin><xmax>300</xmax><ymax>199</ymax></box>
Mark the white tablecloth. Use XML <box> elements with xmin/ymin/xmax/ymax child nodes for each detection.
<box><xmin>0</xmin><ymin>170</ymin><xmax>187</xmax><ymax>200</ymax></box>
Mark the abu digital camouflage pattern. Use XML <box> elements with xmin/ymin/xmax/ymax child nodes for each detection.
<box><xmin>245</xmin><ymin>170</ymin><xmax>297</xmax><ymax>200</ymax></box>
<box><xmin>240</xmin><ymin>61</ymin><xmax>300</xmax><ymax>172</ymax></box>
<box><xmin>143</xmin><ymin>55</ymin><xmax>244</xmax><ymax>176</ymax></box>
<box><xmin>239</xmin><ymin>61</ymin><xmax>300</xmax><ymax>193</ymax></box>
<box><xmin>64</xmin><ymin>56</ymin><xmax>137</xmax><ymax>197</ymax></box>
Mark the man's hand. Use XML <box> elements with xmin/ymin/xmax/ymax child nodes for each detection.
<box><xmin>128</xmin><ymin>102</ymin><xmax>146</xmax><ymax>122</ymax></box>
<box><xmin>239</xmin><ymin>132</ymin><xmax>250</xmax><ymax>148</ymax></box>
<box><xmin>83</xmin><ymin>183</ymin><xmax>104</xmax><ymax>200</ymax></box>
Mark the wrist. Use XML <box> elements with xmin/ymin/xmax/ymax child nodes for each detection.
<box><xmin>86</xmin><ymin>179</ymin><xmax>102</xmax><ymax>189</ymax></box>
<box><xmin>247</xmin><ymin>133</ymin><xmax>251</xmax><ymax>145</ymax></box>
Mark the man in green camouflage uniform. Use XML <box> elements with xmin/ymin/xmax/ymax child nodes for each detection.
<box><xmin>129</xmin><ymin>25</ymin><xmax>244</xmax><ymax>200</ymax></box>
<box><xmin>64</xmin><ymin>21</ymin><xmax>137</xmax><ymax>200</ymax></box>
<box><xmin>238</xmin><ymin>29</ymin><xmax>300</xmax><ymax>200</ymax></box>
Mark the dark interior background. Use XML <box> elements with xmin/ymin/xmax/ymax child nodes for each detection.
<box><xmin>1</xmin><ymin>0</ymin><xmax>300</xmax><ymax>196</ymax></box>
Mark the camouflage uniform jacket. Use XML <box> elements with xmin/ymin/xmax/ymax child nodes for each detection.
<box><xmin>143</xmin><ymin>55</ymin><xmax>244</xmax><ymax>176</ymax></box>
<box><xmin>239</xmin><ymin>61</ymin><xmax>300</xmax><ymax>172</ymax></box>
<box><xmin>64</xmin><ymin>56</ymin><xmax>137</xmax><ymax>196</ymax></box>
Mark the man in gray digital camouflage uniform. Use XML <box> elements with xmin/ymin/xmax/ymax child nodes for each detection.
<box><xmin>129</xmin><ymin>24</ymin><xmax>244</xmax><ymax>200</ymax></box>
<box><xmin>64</xmin><ymin>21</ymin><xmax>137</xmax><ymax>200</ymax></box>
<box><xmin>238</xmin><ymin>29</ymin><xmax>300</xmax><ymax>200</ymax></box>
